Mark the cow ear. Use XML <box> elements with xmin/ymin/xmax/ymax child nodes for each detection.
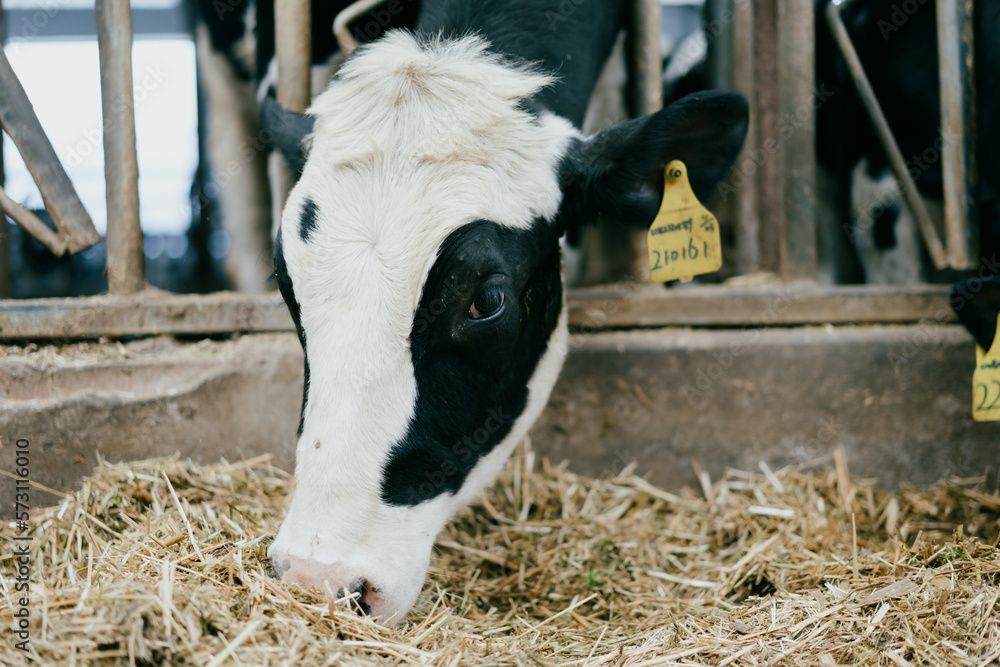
<box><xmin>260</xmin><ymin>92</ymin><xmax>315</xmax><ymax>175</ymax></box>
<box><xmin>951</xmin><ymin>275</ymin><xmax>1000</xmax><ymax>350</ymax></box>
<box><xmin>557</xmin><ymin>90</ymin><xmax>748</xmax><ymax>232</ymax></box>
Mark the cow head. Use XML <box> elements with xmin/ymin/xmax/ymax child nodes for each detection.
<box><xmin>268</xmin><ymin>32</ymin><xmax>748</xmax><ymax>623</ymax></box>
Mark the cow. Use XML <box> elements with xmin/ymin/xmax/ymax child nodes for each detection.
<box><xmin>814</xmin><ymin>0</ymin><xmax>1000</xmax><ymax>356</ymax></box>
<box><xmin>251</xmin><ymin>1</ymin><xmax>748</xmax><ymax>624</ymax></box>
<box><xmin>659</xmin><ymin>0</ymin><xmax>1000</xmax><ymax>350</ymax></box>
<box><xmin>657</xmin><ymin>0</ymin><xmax>998</xmax><ymax>291</ymax></box>
<box><xmin>814</xmin><ymin>0</ymin><xmax>999</xmax><ymax>288</ymax></box>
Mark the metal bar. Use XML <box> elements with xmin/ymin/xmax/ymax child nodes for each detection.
<box><xmin>0</xmin><ymin>185</ymin><xmax>67</xmax><ymax>256</ymax></box>
<box><xmin>333</xmin><ymin>0</ymin><xmax>388</xmax><ymax>56</ymax></box>
<box><xmin>937</xmin><ymin>0</ymin><xmax>977</xmax><ymax>269</ymax></box>
<box><xmin>730</xmin><ymin>0</ymin><xmax>760</xmax><ymax>275</ymax></box>
<box><xmin>622</xmin><ymin>0</ymin><xmax>663</xmax><ymax>283</ymax></box>
<box><xmin>0</xmin><ymin>45</ymin><xmax>100</xmax><ymax>254</ymax></box>
<box><xmin>754</xmin><ymin>0</ymin><xmax>782</xmax><ymax>274</ymax></box>
<box><xmin>778</xmin><ymin>0</ymin><xmax>818</xmax><ymax>281</ymax></box>
<box><xmin>704</xmin><ymin>0</ymin><xmax>734</xmax><ymax>91</ymax></box>
<box><xmin>0</xmin><ymin>285</ymin><xmax>957</xmax><ymax>339</ymax></box>
<box><xmin>96</xmin><ymin>0</ymin><xmax>145</xmax><ymax>295</ymax></box>
<box><xmin>274</xmin><ymin>0</ymin><xmax>311</xmax><ymax>207</ymax></box>
<box><xmin>627</xmin><ymin>0</ymin><xmax>663</xmax><ymax>117</ymax></box>
<box><xmin>0</xmin><ymin>0</ymin><xmax>9</xmax><ymax>299</ymax></box>
<box><xmin>826</xmin><ymin>0</ymin><xmax>949</xmax><ymax>270</ymax></box>
<box><xmin>705</xmin><ymin>0</ymin><xmax>760</xmax><ymax>276</ymax></box>
<box><xmin>0</xmin><ymin>187</ymin><xmax>7</xmax><ymax>301</ymax></box>
<box><xmin>568</xmin><ymin>283</ymin><xmax>955</xmax><ymax>329</ymax></box>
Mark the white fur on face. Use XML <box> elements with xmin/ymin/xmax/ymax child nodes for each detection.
<box><xmin>270</xmin><ymin>32</ymin><xmax>578</xmax><ymax>623</ymax></box>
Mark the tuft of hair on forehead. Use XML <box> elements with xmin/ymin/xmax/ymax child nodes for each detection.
<box><xmin>306</xmin><ymin>31</ymin><xmax>559</xmax><ymax>163</ymax></box>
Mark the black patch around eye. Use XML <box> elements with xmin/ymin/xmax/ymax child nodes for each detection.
<box><xmin>380</xmin><ymin>220</ymin><xmax>563</xmax><ymax>507</ymax></box>
<box><xmin>299</xmin><ymin>198</ymin><xmax>319</xmax><ymax>243</ymax></box>
<box><xmin>274</xmin><ymin>229</ymin><xmax>309</xmax><ymax>436</ymax></box>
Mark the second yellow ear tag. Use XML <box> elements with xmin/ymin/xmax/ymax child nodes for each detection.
<box><xmin>972</xmin><ymin>312</ymin><xmax>1000</xmax><ymax>422</ymax></box>
<box><xmin>647</xmin><ymin>160</ymin><xmax>723</xmax><ymax>283</ymax></box>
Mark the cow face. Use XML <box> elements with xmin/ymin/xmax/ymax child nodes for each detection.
<box><xmin>269</xmin><ymin>32</ymin><xmax>747</xmax><ymax>624</ymax></box>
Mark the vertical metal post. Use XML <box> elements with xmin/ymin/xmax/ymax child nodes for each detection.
<box><xmin>0</xmin><ymin>175</ymin><xmax>8</xmax><ymax>300</ymax></box>
<box><xmin>627</xmin><ymin>0</ymin><xmax>663</xmax><ymax>117</ymax></box>
<box><xmin>708</xmin><ymin>0</ymin><xmax>760</xmax><ymax>275</ymax></box>
<box><xmin>275</xmin><ymin>0</ymin><xmax>311</xmax><ymax>205</ymax></box>
<box><xmin>96</xmin><ymin>0</ymin><xmax>145</xmax><ymax>294</ymax></box>
<box><xmin>777</xmin><ymin>0</ymin><xmax>817</xmax><ymax>281</ymax></box>
<box><xmin>731</xmin><ymin>0</ymin><xmax>759</xmax><ymax>275</ymax></box>
<box><xmin>624</xmin><ymin>0</ymin><xmax>662</xmax><ymax>283</ymax></box>
<box><xmin>754</xmin><ymin>0</ymin><xmax>782</xmax><ymax>275</ymax></box>
<box><xmin>937</xmin><ymin>0</ymin><xmax>977</xmax><ymax>269</ymax></box>
<box><xmin>0</xmin><ymin>0</ymin><xmax>9</xmax><ymax>299</ymax></box>
<box><xmin>704</xmin><ymin>0</ymin><xmax>734</xmax><ymax>90</ymax></box>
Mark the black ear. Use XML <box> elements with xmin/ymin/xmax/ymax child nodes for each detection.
<box><xmin>260</xmin><ymin>91</ymin><xmax>315</xmax><ymax>176</ymax></box>
<box><xmin>951</xmin><ymin>275</ymin><xmax>1000</xmax><ymax>350</ymax></box>
<box><xmin>557</xmin><ymin>90</ymin><xmax>749</xmax><ymax>232</ymax></box>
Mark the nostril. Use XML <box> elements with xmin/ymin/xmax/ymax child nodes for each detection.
<box><xmin>271</xmin><ymin>555</ymin><xmax>381</xmax><ymax>616</ymax></box>
<box><xmin>269</xmin><ymin>555</ymin><xmax>288</xmax><ymax>579</ymax></box>
<box><xmin>337</xmin><ymin>578</ymin><xmax>374</xmax><ymax>616</ymax></box>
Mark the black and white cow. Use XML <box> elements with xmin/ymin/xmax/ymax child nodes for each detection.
<box><xmin>257</xmin><ymin>1</ymin><xmax>748</xmax><ymax>623</ymax></box>
<box><xmin>814</xmin><ymin>0</ymin><xmax>1000</xmax><ymax>353</ymax></box>
<box><xmin>814</xmin><ymin>0</ymin><xmax>999</xmax><ymax>287</ymax></box>
<box><xmin>665</xmin><ymin>0</ymin><xmax>999</xmax><ymax>289</ymax></box>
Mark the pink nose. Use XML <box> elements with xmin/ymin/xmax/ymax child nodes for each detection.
<box><xmin>271</xmin><ymin>554</ymin><xmax>378</xmax><ymax>615</ymax></box>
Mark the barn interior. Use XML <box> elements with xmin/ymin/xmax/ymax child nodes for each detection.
<box><xmin>0</xmin><ymin>0</ymin><xmax>998</xmax><ymax>662</ymax></box>
<box><xmin>1</xmin><ymin>0</ymin><xmax>994</xmax><ymax>498</ymax></box>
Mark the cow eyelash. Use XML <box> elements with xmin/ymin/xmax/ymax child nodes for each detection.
<box><xmin>469</xmin><ymin>285</ymin><xmax>506</xmax><ymax>321</ymax></box>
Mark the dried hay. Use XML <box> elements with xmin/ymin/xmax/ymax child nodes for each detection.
<box><xmin>2</xmin><ymin>443</ymin><xmax>999</xmax><ymax>666</ymax></box>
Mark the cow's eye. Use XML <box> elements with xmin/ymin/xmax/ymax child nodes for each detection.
<box><xmin>469</xmin><ymin>286</ymin><xmax>505</xmax><ymax>320</ymax></box>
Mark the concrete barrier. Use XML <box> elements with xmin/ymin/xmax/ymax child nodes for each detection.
<box><xmin>2</xmin><ymin>324</ymin><xmax>996</xmax><ymax>512</ymax></box>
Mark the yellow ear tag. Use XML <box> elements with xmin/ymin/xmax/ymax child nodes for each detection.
<box><xmin>972</xmin><ymin>312</ymin><xmax>1000</xmax><ymax>422</ymax></box>
<box><xmin>647</xmin><ymin>160</ymin><xmax>723</xmax><ymax>283</ymax></box>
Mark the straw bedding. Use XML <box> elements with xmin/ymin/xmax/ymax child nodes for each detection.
<box><xmin>2</xmin><ymin>442</ymin><xmax>998</xmax><ymax>666</ymax></box>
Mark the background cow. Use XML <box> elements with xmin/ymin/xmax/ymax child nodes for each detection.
<box><xmin>194</xmin><ymin>0</ymin><xmax>419</xmax><ymax>291</ymax></box>
<box><xmin>814</xmin><ymin>0</ymin><xmax>999</xmax><ymax>287</ymax></box>
<box><xmin>658</xmin><ymin>0</ymin><xmax>999</xmax><ymax>353</ymax></box>
<box><xmin>659</xmin><ymin>0</ymin><xmax>998</xmax><ymax>290</ymax></box>
<box><xmin>811</xmin><ymin>0</ymin><xmax>1000</xmax><ymax>356</ymax></box>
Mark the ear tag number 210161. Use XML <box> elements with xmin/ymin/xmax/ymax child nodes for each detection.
<box><xmin>647</xmin><ymin>160</ymin><xmax>723</xmax><ymax>284</ymax></box>
<box><xmin>972</xmin><ymin>312</ymin><xmax>1000</xmax><ymax>422</ymax></box>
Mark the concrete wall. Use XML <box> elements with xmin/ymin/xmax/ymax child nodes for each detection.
<box><xmin>2</xmin><ymin>325</ymin><xmax>997</xmax><ymax>512</ymax></box>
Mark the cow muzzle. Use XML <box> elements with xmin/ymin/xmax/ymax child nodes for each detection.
<box><xmin>269</xmin><ymin>550</ymin><xmax>382</xmax><ymax>616</ymax></box>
